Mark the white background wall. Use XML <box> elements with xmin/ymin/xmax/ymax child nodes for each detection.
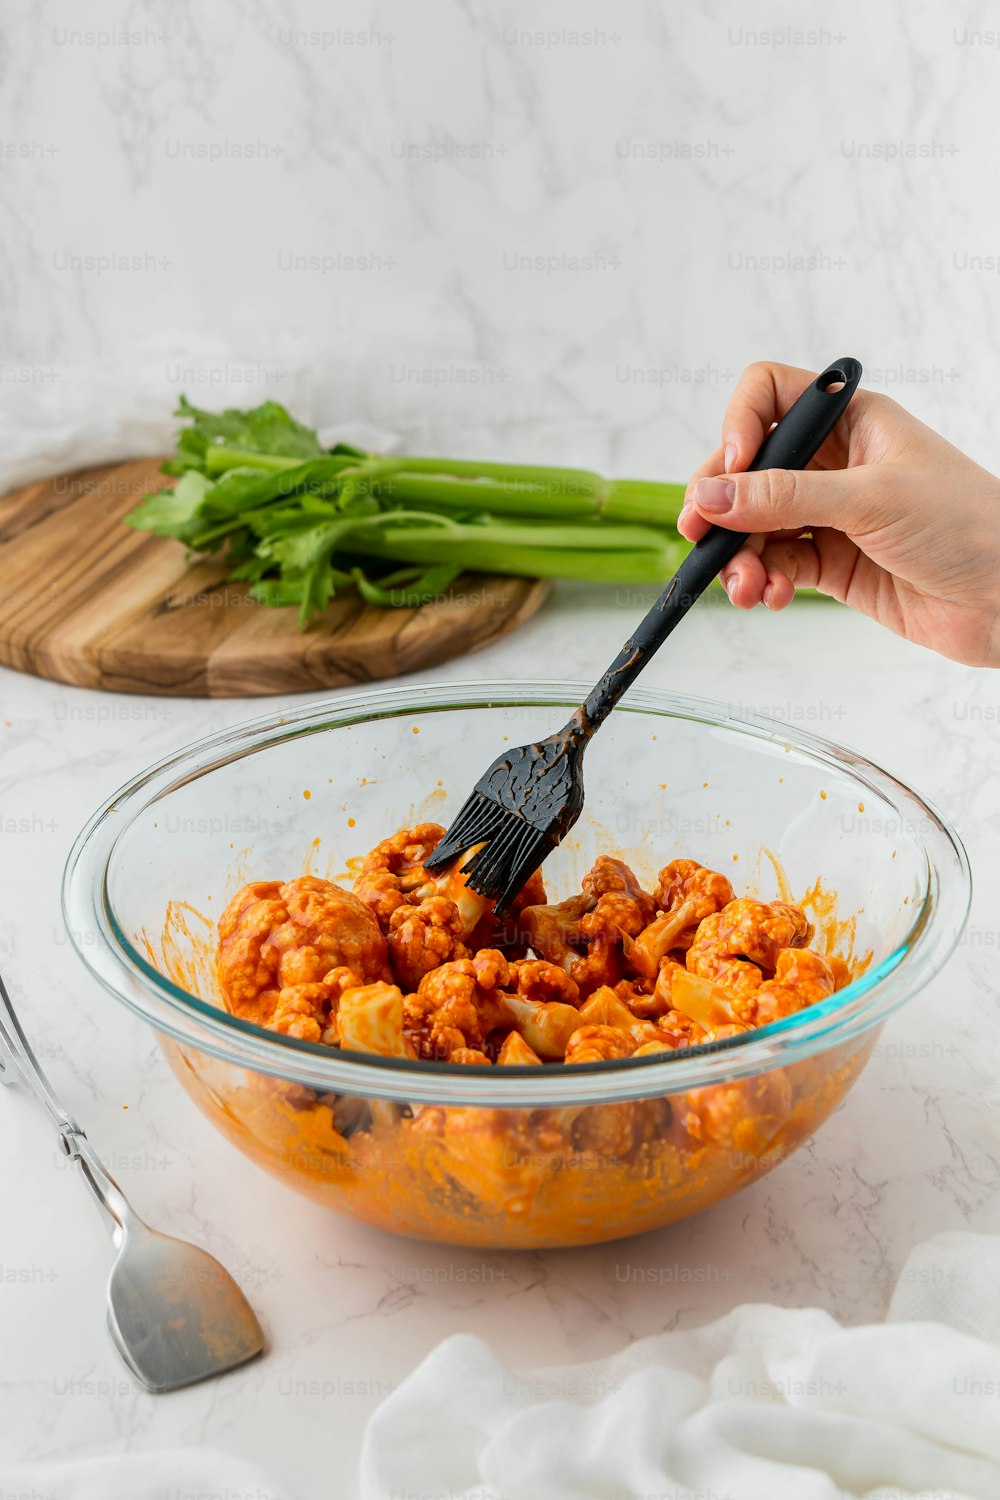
<box><xmin>2</xmin><ymin>0</ymin><xmax>998</xmax><ymax>487</ymax></box>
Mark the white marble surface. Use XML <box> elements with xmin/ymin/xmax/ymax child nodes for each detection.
<box><xmin>1</xmin><ymin>1</ymin><xmax>999</xmax><ymax>1494</ymax></box>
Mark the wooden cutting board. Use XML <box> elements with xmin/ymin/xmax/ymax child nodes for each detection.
<box><xmin>0</xmin><ymin>458</ymin><xmax>549</xmax><ymax>697</ymax></box>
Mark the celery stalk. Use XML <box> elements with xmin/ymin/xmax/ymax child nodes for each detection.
<box><xmin>129</xmin><ymin>395</ymin><xmax>696</xmax><ymax>622</ymax></box>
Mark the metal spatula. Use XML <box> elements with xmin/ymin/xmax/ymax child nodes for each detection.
<box><xmin>0</xmin><ymin>969</ymin><xmax>264</xmax><ymax>1391</ymax></box>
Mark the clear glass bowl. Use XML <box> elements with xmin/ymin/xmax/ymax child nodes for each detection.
<box><xmin>63</xmin><ymin>682</ymin><xmax>970</xmax><ymax>1248</ymax></box>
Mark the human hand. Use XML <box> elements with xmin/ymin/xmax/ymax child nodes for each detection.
<box><xmin>680</xmin><ymin>361</ymin><xmax>1000</xmax><ymax>666</ymax></box>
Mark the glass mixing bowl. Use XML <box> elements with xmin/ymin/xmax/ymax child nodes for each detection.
<box><xmin>63</xmin><ymin>682</ymin><xmax>970</xmax><ymax>1248</ymax></box>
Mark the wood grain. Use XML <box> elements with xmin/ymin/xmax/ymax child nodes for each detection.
<box><xmin>0</xmin><ymin>459</ymin><xmax>549</xmax><ymax>697</ymax></box>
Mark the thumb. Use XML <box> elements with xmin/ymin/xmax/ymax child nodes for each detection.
<box><xmin>692</xmin><ymin>465</ymin><xmax>882</xmax><ymax>536</ymax></box>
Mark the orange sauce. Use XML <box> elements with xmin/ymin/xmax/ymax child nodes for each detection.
<box><xmin>145</xmin><ymin>845</ymin><xmax>878</xmax><ymax>1247</ymax></box>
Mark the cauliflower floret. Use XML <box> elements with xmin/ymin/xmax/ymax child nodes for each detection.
<box><xmin>626</xmin><ymin>861</ymin><xmax>736</xmax><ymax>978</ymax></box>
<box><xmin>573</xmin><ymin>892</ymin><xmax>653</xmax><ymax>996</ymax></box>
<box><xmin>271</xmin><ymin>982</ymin><xmax>330</xmax><ymax>1043</ymax></box>
<box><xmin>360</xmin><ymin>823</ymin><xmax>445</xmax><ymax>882</ymax></box>
<box><xmin>682</xmin><ymin>1070</ymin><xmax>793</xmax><ymax>1149</ymax></box>
<box><xmin>474</xmin><ymin>946</ymin><xmax>512</xmax><ymax>992</ymax></box>
<box><xmin>583</xmin><ymin>856</ymin><xmax>656</xmax><ymax>910</ymax></box>
<box><xmin>352</xmin><ymin>823</ymin><xmax>446</xmax><ymax>932</ymax></box>
<box><xmin>265</xmin><ymin>965</ymin><xmax>366</xmax><ymax>1047</ymax></box>
<box><xmin>510</xmin><ymin>958</ymin><xmax>580</xmax><ymax>1008</ymax></box>
<box><xmin>750</xmin><ymin>948</ymin><xmax>848</xmax><ymax>1026</ymax></box>
<box><xmin>684</xmin><ymin>896</ymin><xmax>813</xmax><ymax>1011</ymax></box>
<box><xmin>354</xmin><ymin>822</ymin><xmax>492</xmax><ymax>940</ymax></box>
<box><xmin>520</xmin><ymin>891</ymin><xmax>590</xmax><ymax>969</ymax></box>
<box><xmin>657</xmin><ymin>1011</ymin><xmax>708</xmax><ymax>1049</ymax></box>
<box><xmin>388</xmin><ymin>895</ymin><xmax>469</xmax><ymax>991</ymax></box>
<box><xmin>350</xmin><ymin>868</ymin><xmax>407</xmax><ymax>931</ymax></box>
<box><xmin>217</xmin><ymin>877</ymin><xmax>389</xmax><ymax>1030</ymax></box>
<box><xmin>492</xmin><ymin>958</ymin><xmax>585</xmax><ymax>1058</ymax></box>
<box><xmin>215</xmin><ymin>881</ymin><xmax>286</xmax><ymax>1022</ymax></box>
<box><xmin>655</xmin><ymin>859</ymin><xmax>735</xmax><ymax>922</ymax></box>
<box><xmin>571</xmin><ymin>1102</ymin><xmax>637</xmax><ymax>1157</ymax></box>
<box><xmin>522</xmin><ymin>857</ymin><xmax>656</xmax><ymax>1000</ymax></box>
<box><xmin>403</xmin><ymin>951</ymin><xmax>514</xmax><ymax>1061</ymax></box>
<box><xmin>709</xmin><ymin>897</ymin><xmax>812</xmax><ymax>969</ymax></box>
<box><xmin>623</xmin><ymin>912</ymin><xmax>693</xmax><ymax>980</ymax></box>
<box><xmin>685</xmin><ymin>914</ymin><xmax>764</xmax><ymax>1004</ymax></box>
<box><xmin>276</xmin><ymin>878</ymin><xmax>390</xmax><ymax>984</ymax></box>
<box><xmin>564</xmin><ymin>1024</ymin><xmax>637</xmax><ymax>1064</ymax></box>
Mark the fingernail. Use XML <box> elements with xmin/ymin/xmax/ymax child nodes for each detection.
<box><xmin>723</xmin><ymin>573</ymin><xmax>737</xmax><ymax>602</ymax></box>
<box><xmin>724</xmin><ymin>442</ymin><xmax>738</xmax><ymax>473</ymax></box>
<box><xmin>762</xmin><ymin>583</ymin><xmax>775</xmax><ymax>610</ymax></box>
<box><xmin>696</xmin><ymin>476</ymin><xmax>736</xmax><ymax>513</ymax></box>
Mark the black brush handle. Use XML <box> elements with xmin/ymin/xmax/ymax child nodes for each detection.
<box><xmin>578</xmin><ymin>356</ymin><xmax>863</xmax><ymax>735</ymax></box>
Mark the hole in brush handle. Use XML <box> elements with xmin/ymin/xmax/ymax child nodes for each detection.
<box><xmin>748</xmin><ymin>356</ymin><xmax>862</xmax><ymax>474</ymax></box>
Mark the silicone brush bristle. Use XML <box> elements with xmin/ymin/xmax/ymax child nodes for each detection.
<box><xmin>423</xmin><ymin>791</ymin><xmax>509</xmax><ymax>870</ymax></box>
<box><xmin>462</xmin><ymin>819</ymin><xmax>556</xmax><ymax>907</ymax></box>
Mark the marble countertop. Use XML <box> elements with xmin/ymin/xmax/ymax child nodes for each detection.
<box><xmin>0</xmin><ymin>587</ymin><xmax>996</xmax><ymax>1494</ymax></box>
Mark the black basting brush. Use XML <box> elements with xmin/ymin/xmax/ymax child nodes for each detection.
<box><xmin>424</xmin><ymin>358</ymin><xmax>863</xmax><ymax>908</ymax></box>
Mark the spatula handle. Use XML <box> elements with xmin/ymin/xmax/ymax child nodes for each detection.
<box><xmin>0</xmin><ymin>970</ymin><xmax>139</xmax><ymax>1242</ymax></box>
<box><xmin>0</xmin><ymin>969</ymin><xmax>78</xmax><ymax>1131</ymax></box>
<box><xmin>580</xmin><ymin>356</ymin><xmax>862</xmax><ymax>733</ymax></box>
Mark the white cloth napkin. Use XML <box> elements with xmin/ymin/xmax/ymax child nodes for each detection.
<box><xmin>361</xmin><ymin>1230</ymin><xmax>1000</xmax><ymax>1500</ymax></box>
<box><xmin>0</xmin><ymin>1448</ymin><xmax>292</xmax><ymax>1500</ymax></box>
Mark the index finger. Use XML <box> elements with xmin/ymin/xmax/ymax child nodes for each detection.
<box><xmin>722</xmin><ymin>361</ymin><xmax>821</xmax><ymax>472</ymax></box>
<box><xmin>723</xmin><ymin>360</ymin><xmax>873</xmax><ymax>475</ymax></box>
